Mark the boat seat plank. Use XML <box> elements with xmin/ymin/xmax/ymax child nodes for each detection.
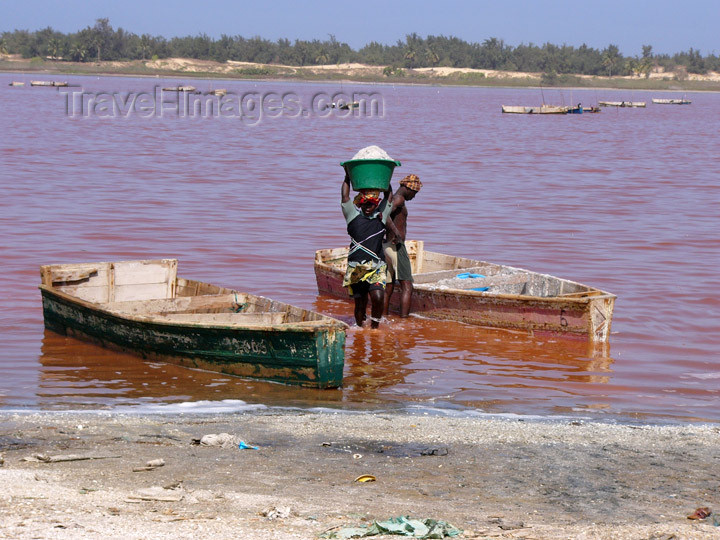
<box><xmin>104</xmin><ymin>294</ymin><xmax>247</xmax><ymax>314</ymax></box>
<box><xmin>112</xmin><ymin>260</ymin><xmax>176</xmax><ymax>286</ymax></box>
<box><xmin>152</xmin><ymin>312</ymin><xmax>288</xmax><ymax>325</ymax></box>
<box><xmin>47</xmin><ymin>267</ymin><xmax>99</xmax><ymax>283</ymax></box>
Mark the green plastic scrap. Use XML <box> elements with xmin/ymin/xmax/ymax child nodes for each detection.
<box><xmin>320</xmin><ymin>516</ymin><xmax>462</xmax><ymax>539</ymax></box>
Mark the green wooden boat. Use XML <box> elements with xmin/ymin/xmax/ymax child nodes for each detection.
<box><xmin>40</xmin><ymin>259</ymin><xmax>347</xmax><ymax>388</ymax></box>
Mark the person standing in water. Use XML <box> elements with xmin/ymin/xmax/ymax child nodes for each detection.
<box><xmin>383</xmin><ymin>174</ymin><xmax>422</xmax><ymax>317</ymax></box>
<box><xmin>340</xmin><ymin>173</ymin><xmax>394</xmax><ymax>328</ymax></box>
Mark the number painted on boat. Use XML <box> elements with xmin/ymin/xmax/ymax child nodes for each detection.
<box><xmin>238</xmin><ymin>339</ymin><xmax>268</xmax><ymax>355</ymax></box>
<box><xmin>560</xmin><ymin>309</ymin><xmax>569</xmax><ymax>328</ymax></box>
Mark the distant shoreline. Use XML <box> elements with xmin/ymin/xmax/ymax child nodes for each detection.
<box><xmin>3</xmin><ymin>55</ymin><xmax>720</xmax><ymax>92</ymax></box>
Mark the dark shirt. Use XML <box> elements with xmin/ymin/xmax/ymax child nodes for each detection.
<box><xmin>341</xmin><ymin>199</ymin><xmax>391</xmax><ymax>264</ymax></box>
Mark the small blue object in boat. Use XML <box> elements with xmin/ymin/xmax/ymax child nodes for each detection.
<box><xmin>456</xmin><ymin>272</ymin><xmax>485</xmax><ymax>279</ymax></box>
<box><xmin>470</xmin><ymin>287</ymin><xmax>489</xmax><ymax>292</ymax></box>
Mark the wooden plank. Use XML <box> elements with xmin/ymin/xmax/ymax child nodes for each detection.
<box><xmin>154</xmin><ymin>312</ymin><xmax>288</xmax><ymax>325</ymax></box>
<box><xmin>47</xmin><ymin>268</ymin><xmax>99</xmax><ymax>283</ymax></box>
<box><xmin>104</xmin><ymin>294</ymin><xmax>242</xmax><ymax>315</ymax></box>
<box><xmin>114</xmin><ymin>282</ymin><xmax>170</xmax><ymax>302</ymax></box>
<box><xmin>113</xmin><ymin>260</ymin><xmax>174</xmax><ymax>286</ymax></box>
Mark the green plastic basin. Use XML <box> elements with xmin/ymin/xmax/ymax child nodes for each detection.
<box><xmin>341</xmin><ymin>159</ymin><xmax>402</xmax><ymax>191</ymax></box>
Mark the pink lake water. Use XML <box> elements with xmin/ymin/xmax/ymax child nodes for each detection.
<box><xmin>1</xmin><ymin>73</ymin><xmax>718</xmax><ymax>422</ymax></box>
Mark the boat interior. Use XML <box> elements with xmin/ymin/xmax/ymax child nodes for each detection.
<box><xmin>317</xmin><ymin>241</ymin><xmax>598</xmax><ymax>298</ymax></box>
<box><xmin>41</xmin><ymin>259</ymin><xmax>336</xmax><ymax>326</ymax></box>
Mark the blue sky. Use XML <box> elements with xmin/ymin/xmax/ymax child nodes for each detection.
<box><xmin>2</xmin><ymin>0</ymin><xmax>718</xmax><ymax>57</ymax></box>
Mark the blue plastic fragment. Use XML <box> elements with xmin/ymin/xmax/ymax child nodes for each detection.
<box><xmin>457</xmin><ymin>272</ymin><xmax>486</xmax><ymax>279</ymax></box>
<box><xmin>238</xmin><ymin>441</ymin><xmax>259</xmax><ymax>450</ymax></box>
<box><xmin>470</xmin><ymin>287</ymin><xmax>489</xmax><ymax>291</ymax></box>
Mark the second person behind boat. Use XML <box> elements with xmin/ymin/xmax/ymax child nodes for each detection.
<box><xmin>383</xmin><ymin>174</ymin><xmax>423</xmax><ymax>317</ymax></box>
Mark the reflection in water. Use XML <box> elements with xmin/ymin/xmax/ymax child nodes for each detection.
<box><xmin>317</xmin><ymin>295</ymin><xmax>615</xmax><ymax>414</ymax></box>
<box><xmin>37</xmin><ymin>329</ymin><xmax>345</xmax><ymax>410</ymax></box>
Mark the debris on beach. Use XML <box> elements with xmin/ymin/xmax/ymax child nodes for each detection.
<box><xmin>192</xmin><ymin>433</ymin><xmax>236</xmax><ymax>447</ymax></box>
<box><xmin>687</xmin><ymin>507</ymin><xmax>712</xmax><ymax>520</ymax></box>
<box><xmin>261</xmin><ymin>506</ymin><xmax>293</xmax><ymax>520</ymax></box>
<box><xmin>133</xmin><ymin>458</ymin><xmax>166</xmax><ymax>472</ymax></box>
<box><xmin>320</xmin><ymin>516</ymin><xmax>462</xmax><ymax>538</ymax></box>
<box><xmin>126</xmin><ymin>486</ymin><xmax>184</xmax><ymax>503</ymax></box>
<box><xmin>237</xmin><ymin>440</ymin><xmax>259</xmax><ymax>450</ymax></box>
<box><xmin>354</xmin><ymin>475</ymin><xmax>376</xmax><ymax>483</ymax></box>
<box><xmin>21</xmin><ymin>453</ymin><xmax>121</xmax><ymax>463</ymax></box>
<box><xmin>420</xmin><ymin>447</ymin><xmax>449</xmax><ymax>456</ymax></box>
<box><xmin>488</xmin><ymin>516</ymin><xmax>526</xmax><ymax>531</ymax></box>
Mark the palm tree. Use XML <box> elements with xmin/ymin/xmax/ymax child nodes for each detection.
<box><xmin>70</xmin><ymin>43</ymin><xmax>87</xmax><ymax>62</ymax></box>
<box><xmin>138</xmin><ymin>34</ymin><xmax>151</xmax><ymax>60</ymax></box>
<box><xmin>314</xmin><ymin>50</ymin><xmax>329</xmax><ymax>65</ymax></box>
<box><xmin>424</xmin><ymin>46</ymin><xmax>439</xmax><ymax>67</ymax></box>
<box><xmin>47</xmin><ymin>38</ymin><xmax>60</xmax><ymax>60</ymax></box>
<box><xmin>403</xmin><ymin>46</ymin><xmax>418</xmax><ymax>68</ymax></box>
<box><xmin>601</xmin><ymin>45</ymin><xmax>621</xmax><ymax>77</ymax></box>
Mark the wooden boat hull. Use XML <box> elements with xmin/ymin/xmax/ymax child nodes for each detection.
<box><xmin>502</xmin><ymin>105</ymin><xmax>568</xmax><ymax>114</ymax></box>
<box><xmin>652</xmin><ymin>98</ymin><xmax>691</xmax><ymax>105</ymax></box>
<box><xmin>40</xmin><ymin>260</ymin><xmax>346</xmax><ymax>388</ymax></box>
<box><xmin>315</xmin><ymin>242</ymin><xmax>615</xmax><ymax>342</ymax></box>
<box><xmin>598</xmin><ymin>101</ymin><xmax>646</xmax><ymax>108</ymax></box>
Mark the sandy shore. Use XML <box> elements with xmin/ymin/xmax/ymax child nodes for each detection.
<box><xmin>3</xmin><ymin>54</ymin><xmax>720</xmax><ymax>91</ymax></box>
<box><xmin>1</xmin><ymin>411</ymin><xmax>719</xmax><ymax>539</ymax></box>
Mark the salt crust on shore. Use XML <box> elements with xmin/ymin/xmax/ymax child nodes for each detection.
<box><xmin>1</xmin><ymin>411</ymin><xmax>719</xmax><ymax>539</ymax></box>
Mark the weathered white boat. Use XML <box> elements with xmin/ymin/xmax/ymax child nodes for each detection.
<box><xmin>9</xmin><ymin>81</ymin><xmax>25</xmax><ymax>87</ymax></box>
<box><xmin>40</xmin><ymin>259</ymin><xmax>347</xmax><ymax>388</ymax></box>
<box><xmin>652</xmin><ymin>98</ymin><xmax>691</xmax><ymax>105</ymax></box>
<box><xmin>29</xmin><ymin>81</ymin><xmax>67</xmax><ymax>87</ymax></box>
<box><xmin>162</xmin><ymin>85</ymin><xmax>197</xmax><ymax>92</ymax></box>
<box><xmin>598</xmin><ymin>101</ymin><xmax>646</xmax><ymax>108</ymax></box>
<box><xmin>501</xmin><ymin>105</ymin><xmax>568</xmax><ymax>114</ymax></box>
<box><xmin>315</xmin><ymin>241</ymin><xmax>616</xmax><ymax>341</ymax></box>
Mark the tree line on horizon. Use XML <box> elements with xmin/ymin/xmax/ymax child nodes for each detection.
<box><xmin>1</xmin><ymin>18</ymin><xmax>717</xmax><ymax>79</ymax></box>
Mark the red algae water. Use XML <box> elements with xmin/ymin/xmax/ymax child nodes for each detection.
<box><xmin>1</xmin><ymin>74</ymin><xmax>718</xmax><ymax>422</ymax></box>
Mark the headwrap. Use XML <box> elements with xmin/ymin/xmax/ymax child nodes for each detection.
<box><xmin>400</xmin><ymin>174</ymin><xmax>422</xmax><ymax>192</ymax></box>
<box><xmin>353</xmin><ymin>189</ymin><xmax>381</xmax><ymax>207</ymax></box>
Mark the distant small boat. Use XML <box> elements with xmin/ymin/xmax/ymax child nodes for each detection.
<box><xmin>501</xmin><ymin>105</ymin><xmax>568</xmax><ymax>114</ymax></box>
<box><xmin>29</xmin><ymin>81</ymin><xmax>68</xmax><ymax>87</ymax></box>
<box><xmin>598</xmin><ymin>101</ymin><xmax>646</xmax><ymax>108</ymax></box>
<box><xmin>207</xmin><ymin>89</ymin><xmax>227</xmax><ymax>96</ymax></box>
<box><xmin>338</xmin><ymin>101</ymin><xmax>360</xmax><ymax>110</ymax></box>
<box><xmin>162</xmin><ymin>85</ymin><xmax>197</xmax><ymax>92</ymax></box>
<box><xmin>567</xmin><ymin>104</ymin><xmax>583</xmax><ymax>114</ymax></box>
<box><xmin>652</xmin><ymin>98</ymin><xmax>691</xmax><ymax>105</ymax></box>
<box><xmin>9</xmin><ymin>81</ymin><xmax>25</xmax><ymax>87</ymax></box>
<box><xmin>583</xmin><ymin>106</ymin><xmax>601</xmax><ymax>113</ymax></box>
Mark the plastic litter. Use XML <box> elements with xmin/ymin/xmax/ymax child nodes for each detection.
<box><xmin>456</xmin><ymin>272</ymin><xmax>485</xmax><ymax>279</ymax></box>
<box><xmin>238</xmin><ymin>441</ymin><xmax>259</xmax><ymax>450</ymax></box>
<box><xmin>354</xmin><ymin>475</ymin><xmax>376</xmax><ymax>483</ymax></box>
<box><xmin>320</xmin><ymin>516</ymin><xmax>462</xmax><ymax>538</ymax></box>
<box><xmin>687</xmin><ymin>507</ymin><xmax>712</xmax><ymax>520</ymax></box>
